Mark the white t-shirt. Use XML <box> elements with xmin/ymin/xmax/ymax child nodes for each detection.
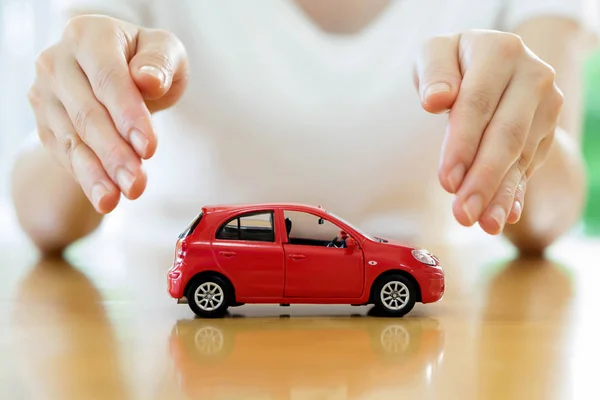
<box><xmin>47</xmin><ymin>0</ymin><xmax>596</xmax><ymax>245</ymax></box>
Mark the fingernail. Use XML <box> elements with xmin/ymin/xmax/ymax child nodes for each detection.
<box><xmin>130</xmin><ymin>129</ymin><xmax>148</xmax><ymax>156</ymax></box>
<box><xmin>489</xmin><ymin>204</ymin><xmax>507</xmax><ymax>233</ymax></box>
<box><xmin>512</xmin><ymin>200</ymin><xmax>523</xmax><ymax>221</ymax></box>
<box><xmin>139</xmin><ymin>65</ymin><xmax>166</xmax><ymax>87</ymax></box>
<box><xmin>116</xmin><ymin>168</ymin><xmax>135</xmax><ymax>192</ymax></box>
<box><xmin>447</xmin><ymin>164</ymin><xmax>465</xmax><ymax>193</ymax></box>
<box><xmin>462</xmin><ymin>194</ymin><xmax>483</xmax><ymax>224</ymax></box>
<box><xmin>424</xmin><ymin>82</ymin><xmax>451</xmax><ymax>99</ymax></box>
<box><xmin>91</xmin><ymin>183</ymin><xmax>108</xmax><ymax>206</ymax></box>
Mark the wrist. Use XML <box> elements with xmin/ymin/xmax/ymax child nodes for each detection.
<box><xmin>10</xmin><ymin>145</ymin><xmax>103</xmax><ymax>255</ymax></box>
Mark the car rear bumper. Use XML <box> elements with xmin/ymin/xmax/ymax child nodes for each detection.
<box><xmin>167</xmin><ymin>267</ymin><xmax>185</xmax><ymax>299</ymax></box>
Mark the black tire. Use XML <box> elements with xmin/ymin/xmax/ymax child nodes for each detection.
<box><xmin>372</xmin><ymin>274</ymin><xmax>417</xmax><ymax>317</ymax></box>
<box><xmin>186</xmin><ymin>275</ymin><xmax>232</xmax><ymax>318</ymax></box>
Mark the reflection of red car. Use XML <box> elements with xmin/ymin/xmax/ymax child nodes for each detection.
<box><xmin>167</xmin><ymin>203</ymin><xmax>445</xmax><ymax>318</ymax></box>
<box><xmin>169</xmin><ymin>316</ymin><xmax>445</xmax><ymax>399</ymax></box>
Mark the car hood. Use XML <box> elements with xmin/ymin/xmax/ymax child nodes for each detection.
<box><xmin>373</xmin><ymin>236</ymin><xmax>417</xmax><ymax>245</ymax></box>
<box><xmin>371</xmin><ymin>237</ymin><xmax>418</xmax><ymax>251</ymax></box>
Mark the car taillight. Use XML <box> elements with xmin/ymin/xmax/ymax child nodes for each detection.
<box><xmin>175</xmin><ymin>239</ymin><xmax>188</xmax><ymax>263</ymax></box>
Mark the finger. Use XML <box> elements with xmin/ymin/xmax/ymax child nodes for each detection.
<box><xmin>530</xmin><ymin>132</ymin><xmax>554</xmax><ymax>173</ymax></box>
<box><xmin>521</xmin><ymin>83</ymin><xmax>561</xmax><ymax>177</ymax></box>
<box><xmin>438</xmin><ymin>34</ymin><xmax>521</xmax><ymax>194</ymax></box>
<box><xmin>45</xmin><ymin>98</ymin><xmax>121</xmax><ymax>213</ymax></box>
<box><xmin>64</xmin><ymin>16</ymin><xmax>157</xmax><ymax>159</ymax></box>
<box><xmin>477</xmin><ymin>159</ymin><xmax>527</xmax><ymax>234</ymax></box>
<box><xmin>504</xmin><ymin>134</ymin><xmax>551</xmax><ymax>225</ymax></box>
<box><xmin>27</xmin><ymin>84</ymin><xmax>55</xmax><ymax>151</ymax></box>
<box><xmin>129</xmin><ymin>28</ymin><xmax>189</xmax><ymax>110</ymax></box>
<box><xmin>470</xmin><ymin>82</ymin><xmax>560</xmax><ymax>230</ymax></box>
<box><xmin>50</xmin><ymin>56</ymin><xmax>147</xmax><ymax>200</ymax></box>
<box><xmin>506</xmin><ymin>176</ymin><xmax>526</xmax><ymax>224</ymax></box>
<box><xmin>452</xmin><ymin>77</ymin><xmax>538</xmax><ymax>227</ymax></box>
<box><xmin>414</xmin><ymin>33</ymin><xmax>462</xmax><ymax>114</ymax></box>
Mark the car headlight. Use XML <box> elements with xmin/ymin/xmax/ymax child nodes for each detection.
<box><xmin>411</xmin><ymin>249</ymin><xmax>436</xmax><ymax>266</ymax></box>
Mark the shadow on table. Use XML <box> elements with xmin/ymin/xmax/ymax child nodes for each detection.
<box><xmin>475</xmin><ymin>255</ymin><xmax>574</xmax><ymax>399</ymax></box>
<box><xmin>168</xmin><ymin>313</ymin><xmax>445</xmax><ymax>398</ymax></box>
<box><xmin>10</xmin><ymin>256</ymin><xmax>131</xmax><ymax>399</ymax></box>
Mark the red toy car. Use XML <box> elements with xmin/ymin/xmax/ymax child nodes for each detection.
<box><xmin>167</xmin><ymin>203</ymin><xmax>444</xmax><ymax>318</ymax></box>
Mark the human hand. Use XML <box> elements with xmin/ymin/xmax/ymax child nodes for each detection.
<box><xmin>414</xmin><ymin>30</ymin><xmax>563</xmax><ymax>234</ymax></box>
<box><xmin>28</xmin><ymin>15</ymin><xmax>189</xmax><ymax>213</ymax></box>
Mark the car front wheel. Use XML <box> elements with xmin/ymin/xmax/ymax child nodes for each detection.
<box><xmin>187</xmin><ymin>276</ymin><xmax>231</xmax><ymax>318</ymax></box>
<box><xmin>372</xmin><ymin>274</ymin><xmax>417</xmax><ymax>317</ymax></box>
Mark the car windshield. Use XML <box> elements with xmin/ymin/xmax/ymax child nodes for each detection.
<box><xmin>325</xmin><ymin>211</ymin><xmax>376</xmax><ymax>241</ymax></box>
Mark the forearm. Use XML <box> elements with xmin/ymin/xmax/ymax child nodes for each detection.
<box><xmin>10</xmin><ymin>144</ymin><xmax>104</xmax><ymax>255</ymax></box>
<box><xmin>503</xmin><ymin>127</ymin><xmax>587</xmax><ymax>255</ymax></box>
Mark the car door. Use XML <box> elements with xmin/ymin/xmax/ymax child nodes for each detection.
<box><xmin>212</xmin><ymin>210</ymin><xmax>285</xmax><ymax>298</ymax></box>
<box><xmin>281</xmin><ymin>210</ymin><xmax>365</xmax><ymax>298</ymax></box>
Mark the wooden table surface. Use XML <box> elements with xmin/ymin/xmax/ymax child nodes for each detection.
<box><xmin>1</xmin><ymin>220</ymin><xmax>599</xmax><ymax>400</ymax></box>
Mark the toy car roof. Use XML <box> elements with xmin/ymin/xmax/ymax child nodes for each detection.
<box><xmin>201</xmin><ymin>203</ymin><xmax>325</xmax><ymax>214</ymax></box>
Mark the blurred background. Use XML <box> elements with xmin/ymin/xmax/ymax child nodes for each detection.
<box><xmin>1</xmin><ymin>0</ymin><xmax>599</xmax><ymax>239</ymax></box>
<box><xmin>583</xmin><ymin>50</ymin><xmax>600</xmax><ymax>235</ymax></box>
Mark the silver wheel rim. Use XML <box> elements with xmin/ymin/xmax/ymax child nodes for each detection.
<box><xmin>194</xmin><ymin>282</ymin><xmax>225</xmax><ymax>311</ymax></box>
<box><xmin>380</xmin><ymin>281</ymin><xmax>410</xmax><ymax>310</ymax></box>
<box><xmin>380</xmin><ymin>325</ymin><xmax>410</xmax><ymax>354</ymax></box>
<box><xmin>194</xmin><ymin>326</ymin><xmax>224</xmax><ymax>355</ymax></box>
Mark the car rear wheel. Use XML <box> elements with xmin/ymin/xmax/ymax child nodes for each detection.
<box><xmin>187</xmin><ymin>276</ymin><xmax>231</xmax><ymax>318</ymax></box>
<box><xmin>372</xmin><ymin>274</ymin><xmax>416</xmax><ymax>317</ymax></box>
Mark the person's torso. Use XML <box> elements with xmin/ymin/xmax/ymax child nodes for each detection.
<box><xmin>113</xmin><ymin>0</ymin><xmax>507</xmax><ymax>244</ymax></box>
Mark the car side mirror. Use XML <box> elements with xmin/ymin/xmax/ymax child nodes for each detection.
<box><xmin>346</xmin><ymin>237</ymin><xmax>357</xmax><ymax>248</ymax></box>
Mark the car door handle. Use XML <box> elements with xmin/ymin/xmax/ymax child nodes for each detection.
<box><xmin>289</xmin><ymin>254</ymin><xmax>306</xmax><ymax>260</ymax></box>
<box><xmin>220</xmin><ymin>251</ymin><xmax>236</xmax><ymax>257</ymax></box>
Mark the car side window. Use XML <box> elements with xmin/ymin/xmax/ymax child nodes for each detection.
<box><xmin>216</xmin><ymin>211</ymin><xmax>275</xmax><ymax>242</ymax></box>
<box><xmin>283</xmin><ymin>210</ymin><xmax>345</xmax><ymax>247</ymax></box>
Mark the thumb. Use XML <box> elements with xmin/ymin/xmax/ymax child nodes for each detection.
<box><xmin>414</xmin><ymin>34</ymin><xmax>462</xmax><ymax>114</ymax></box>
<box><xmin>129</xmin><ymin>28</ymin><xmax>189</xmax><ymax>110</ymax></box>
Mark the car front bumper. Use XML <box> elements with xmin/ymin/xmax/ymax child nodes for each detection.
<box><xmin>421</xmin><ymin>269</ymin><xmax>445</xmax><ymax>303</ymax></box>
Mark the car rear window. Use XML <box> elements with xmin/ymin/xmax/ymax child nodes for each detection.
<box><xmin>178</xmin><ymin>212</ymin><xmax>203</xmax><ymax>239</ymax></box>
